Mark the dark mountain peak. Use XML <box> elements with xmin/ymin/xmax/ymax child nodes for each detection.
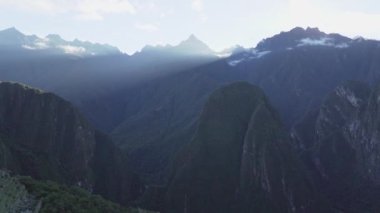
<box><xmin>288</xmin><ymin>26</ymin><xmax>304</xmax><ymax>33</ymax></box>
<box><xmin>256</xmin><ymin>27</ymin><xmax>325</xmax><ymax>51</ymax></box>
<box><xmin>306</xmin><ymin>26</ymin><xmax>321</xmax><ymax>33</ymax></box>
<box><xmin>290</xmin><ymin>27</ymin><xmax>329</xmax><ymax>38</ymax></box>
<box><xmin>166</xmin><ymin>81</ymin><xmax>322</xmax><ymax>212</ymax></box>
<box><xmin>256</xmin><ymin>27</ymin><xmax>351</xmax><ymax>51</ymax></box>
<box><xmin>285</xmin><ymin>26</ymin><xmax>326</xmax><ymax>38</ymax></box>
<box><xmin>227</xmin><ymin>27</ymin><xmax>355</xmax><ymax>66</ymax></box>
<box><xmin>291</xmin><ymin>26</ymin><xmax>320</xmax><ymax>33</ymax></box>
<box><xmin>294</xmin><ymin>26</ymin><xmax>322</xmax><ymax>34</ymax></box>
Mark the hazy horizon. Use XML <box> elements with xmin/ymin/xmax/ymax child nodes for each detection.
<box><xmin>0</xmin><ymin>0</ymin><xmax>379</xmax><ymax>54</ymax></box>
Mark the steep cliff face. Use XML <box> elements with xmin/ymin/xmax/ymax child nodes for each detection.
<box><xmin>165</xmin><ymin>82</ymin><xmax>324</xmax><ymax>213</ymax></box>
<box><xmin>0</xmin><ymin>82</ymin><xmax>140</xmax><ymax>205</ymax></box>
<box><xmin>0</xmin><ymin>81</ymin><xmax>95</xmax><ymax>187</ymax></box>
<box><xmin>292</xmin><ymin>81</ymin><xmax>380</xmax><ymax>211</ymax></box>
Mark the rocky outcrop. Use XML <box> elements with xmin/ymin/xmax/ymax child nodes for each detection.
<box><xmin>292</xmin><ymin>81</ymin><xmax>380</xmax><ymax>211</ymax></box>
<box><xmin>0</xmin><ymin>82</ymin><xmax>95</xmax><ymax>187</ymax></box>
<box><xmin>165</xmin><ymin>82</ymin><xmax>324</xmax><ymax>213</ymax></box>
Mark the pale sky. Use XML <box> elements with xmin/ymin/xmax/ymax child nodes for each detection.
<box><xmin>0</xmin><ymin>0</ymin><xmax>379</xmax><ymax>54</ymax></box>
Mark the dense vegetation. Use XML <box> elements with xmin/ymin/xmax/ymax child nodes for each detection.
<box><xmin>0</xmin><ymin>171</ymin><xmax>37</xmax><ymax>213</ymax></box>
<box><xmin>18</xmin><ymin>176</ymin><xmax>137</xmax><ymax>213</ymax></box>
<box><xmin>0</xmin><ymin>170</ymin><xmax>151</xmax><ymax>213</ymax></box>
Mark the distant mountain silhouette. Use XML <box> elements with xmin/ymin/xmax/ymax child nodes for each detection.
<box><xmin>0</xmin><ymin>27</ymin><xmax>121</xmax><ymax>56</ymax></box>
<box><xmin>137</xmin><ymin>34</ymin><xmax>216</xmax><ymax>57</ymax></box>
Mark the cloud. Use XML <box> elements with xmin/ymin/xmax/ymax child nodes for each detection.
<box><xmin>0</xmin><ymin>0</ymin><xmax>136</xmax><ymax>20</ymax></box>
<box><xmin>192</xmin><ymin>0</ymin><xmax>204</xmax><ymax>12</ymax></box>
<box><xmin>0</xmin><ymin>0</ymin><xmax>62</xmax><ymax>13</ymax></box>
<box><xmin>76</xmin><ymin>0</ymin><xmax>136</xmax><ymax>20</ymax></box>
<box><xmin>135</xmin><ymin>23</ymin><xmax>159</xmax><ymax>32</ymax></box>
<box><xmin>297</xmin><ymin>37</ymin><xmax>349</xmax><ymax>48</ymax></box>
<box><xmin>288</xmin><ymin>0</ymin><xmax>380</xmax><ymax>39</ymax></box>
<box><xmin>59</xmin><ymin>45</ymin><xmax>86</xmax><ymax>55</ymax></box>
<box><xmin>191</xmin><ymin>0</ymin><xmax>208</xmax><ymax>22</ymax></box>
<box><xmin>307</xmin><ymin>0</ymin><xmax>380</xmax><ymax>15</ymax></box>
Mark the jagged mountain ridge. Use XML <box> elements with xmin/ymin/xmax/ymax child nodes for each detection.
<box><xmin>227</xmin><ymin>27</ymin><xmax>360</xmax><ymax>67</ymax></box>
<box><xmin>0</xmin><ymin>29</ymin><xmax>219</xmax><ymax>133</ymax></box>
<box><xmin>0</xmin><ymin>27</ymin><xmax>121</xmax><ymax>56</ymax></box>
<box><xmin>137</xmin><ymin>34</ymin><xmax>216</xmax><ymax>57</ymax></box>
<box><xmin>256</xmin><ymin>27</ymin><xmax>351</xmax><ymax>51</ymax></box>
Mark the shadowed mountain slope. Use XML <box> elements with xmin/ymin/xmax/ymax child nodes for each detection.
<box><xmin>165</xmin><ymin>82</ymin><xmax>327</xmax><ymax>212</ymax></box>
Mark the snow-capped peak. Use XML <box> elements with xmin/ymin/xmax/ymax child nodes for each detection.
<box><xmin>225</xmin><ymin>27</ymin><xmax>357</xmax><ymax>67</ymax></box>
<box><xmin>137</xmin><ymin>34</ymin><xmax>216</xmax><ymax>56</ymax></box>
<box><xmin>353</xmin><ymin>36</ymin><xmax>366</xmax><ymax>42</ymax></box>
<box><xmin>216</xmin><ymin>45</ymin><xmax>247</xmax><ymax>58</ymax></box>
<box><xmin>227</xmin><ymin>48</ymin><xmax>272</xmax><ymax>66</ymax></box>
<box><xmin>0</xmin><ymin>27</ymin><xmax>120</xmax><ymax>56</ymax></box>
<box><xmin>297</xmin><ymin>37</ymin><xmax>349</xmax><ymax>48</ymax></box>
<box><xmin>255</xmin><ymin>27</ymin><xmax>352</xmax><ymax>51</ymax></box>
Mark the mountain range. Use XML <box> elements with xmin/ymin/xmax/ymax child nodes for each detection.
<box><xmin>1</xmin><ymin>26</ymin><xmax>380</xmax><ymax>212</ymax></box>
<box><xmin>0</xmin><ymin>27</ymin><xmax>120</xmax><ymax>56</ymax></box>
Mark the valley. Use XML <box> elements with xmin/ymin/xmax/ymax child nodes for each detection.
<box><xmin>1</xmin><ymin>26</ymin><xmax>380</xmax><ymax>212</ymax></box>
